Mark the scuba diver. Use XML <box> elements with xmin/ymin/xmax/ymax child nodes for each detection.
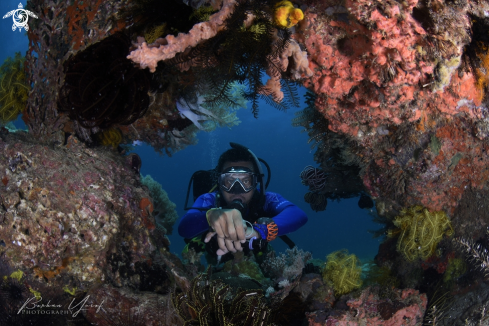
<box><xmin>178</xmin><ymin>143</ymin><xmax>308</xmax><ymax>264</ymax></box>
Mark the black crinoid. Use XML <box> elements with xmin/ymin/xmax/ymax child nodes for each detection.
<box><xmin>58</xmin><ymin>32</ymin><xmax>150</xmax><ymax>130</ymax></box>
<box><xmin>293</xmin><ymin>91</ymin><xmax>366</xmax><ymax>204</ymax></box>
<box><xmin>172</xmin><ymin>268</ymin><xmax>274</xmax><ymax>325</ymax></box>
<box><xmin>161</xmin><ymin>0</ymin><xmax>301</xmax><ymax>117</ymax></box>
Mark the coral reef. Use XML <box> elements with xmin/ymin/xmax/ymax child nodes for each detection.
<box><xmin>430</xmin><ymin>282</ymin><xmax>489</xmax><ymax>326</ymax></box>
<box><xmin>172</xmin><ymin>269</ymin><xmax>273</xmax><ymax>325</ymax></box>
<box><xmin>261</xmin><ymin>246</ymin><xmax>312</xmax><ymax>283</ymax></box>
<box><xmin>451</xmin><ymin>185</ymin><xmax>489</xmax><ymax>242</ymax></box>
<box><xmin>293</xmin><ymin>0</ymin><xmax>489</xmax><ymax>220</ymax></box>
<box><xmin>141</xmin><ymin>174</ymin><xmax>178</xmax><ymax>234</ymax></box>
<box><xmin>306</xmin><ymin>286</ymin><xmax>427</xmax><ymax>326</ymax></box>
<box><xmin>127</xmin><ymin>0</ymin><xmax>310</xmax><ymax>117</ymax></box>
<box><xmin>293</xmin><ymin>91</ymin><xmax>367</xmax><ymax>205</ymax></box>
<box><xmin>97</xmin><ymin>128</ymin><xmax>124</xmax><ymax>149</ymax></box>
<box><xmin>0</xmin><ymin>265</ymin><xmax>81</xmax><ymax>325</ymax></box>
<box><xmin>83</xmin><ymin>283</ymin><xmax>181</xmax><ymax>326</ymax></box>
<box><xmin>292</xmin><ymin>273</ymin><xmax>335</xmax><ymax>312</ymax></box>
<box><xmin>388</xmin><ymin>206</ymin><xmax>453</xmax><ymax>261</ymax></box>
<box><xmin>9</xmin><ymin>0</ymin><xmax>489</xmax><ymax>324</ymax></box>
<box><xmin>360</xmin><ymin>117</ymin><xmax>489</xmax><ymax>214</ymax></box>
<box><xmin>0</xmin><ymin>53</ymin><xmax>29</xmax><ymax>125</ymax></box>
<box><xmin>0</xmin><ymin>131</ymin><xmax>162</xmax><ymax>290</ymax></box>
<box><xmin>442</xmin><ymin>256</ymin><xmax>466</xmax><ymax>283</ymax></box>
<box><xmin>19</xmin><ymin>0</ymin><xmax>305</xmax><ymax>157</ymax></box>
<box><xmin>58</xmin><ymin>32</ymin><xmax>150</xmax><ymax>132</ymax></box>
<box><xmin>24</xmin><ymin>0</ymin><xmax>127</xmax><ymax>141</ymax></box>
<box><xmin>321</xmin><ymin>250</ymin><xmax>362</xmax><ymax>296</ymax></box>
<box><xmin>297</xmin><ymin>0</ymin><xmax>479</xmax><ymax>137</ymax></box>
<box><xmin>127</xmin><ymin>0</ymin><xmax>238</xmax><ymax>70</ymax></box>
<box><xmin>118</xmin><ymin>82</ymin><xmax>245</xmax><ymax>156</ymax></box>
<box><xmin>453</xmin><ymin>228</ymin><xmax>489</xmax><ymax>278</ymax></box>
<box><xmin>223</xmin><ymin>254</ymin><xmax>267</xmax><ymax>282</ymax></box>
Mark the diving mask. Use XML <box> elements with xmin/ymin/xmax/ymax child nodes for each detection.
<box><xmin>218</xmin><ymin>167</ymin><xmax>257</xmax><ymax>194</ymax></box>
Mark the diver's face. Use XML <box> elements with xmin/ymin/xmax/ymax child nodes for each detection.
<box><xmin>221</xmin><ymin>160</ymin><xmax>255</xmax><ymax>206</ymax></box>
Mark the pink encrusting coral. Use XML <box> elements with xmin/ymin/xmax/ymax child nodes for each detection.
<box><xmin>296</xmin><ymin>0</ymin><xmax>480</xmax><ymax>138</ymax></box>
<box><xmin>360</xmin><ymin>116</ymin><xmax>489</xmax><ymax>215</ymax></box>
<box><xmin>0</xmin><ymin>131</ymin><xmax>169</xmax><ymax>290</ymax></box>
<box><xmin>409</xmin><ymin>123</ymin><xmax>489</xmax><ymax>212</ymax></box>
<box><xmin>306</xmin><ymin>287</ymin><xmax>427</xmax><ymax>326</ymax></box>
<box><xmin>292</xmin><ymin>0</ymin><xmax>489</xmax><ymax>219</ymax></box>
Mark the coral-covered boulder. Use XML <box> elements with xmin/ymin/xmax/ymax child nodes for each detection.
<box><xmin>0</xmin><ymin>130</ymin><xmax>168</xmax><ymax>291</ymax></box>
<box><xmin>306</xmin><ymin>286</ymin><xmax>427</xmax><ymax>326</ymax></box>
<box><xmin>362</xmin><ymin>117</ymin><xmax>489</xmax><ymax>215</ymax></box>
<box><xmin>293</xmin><ymin>273</ymin><xmax>335</xmax><ymax>312</ymax></box>
<box><xmin>83</xmin><ymin>283</ymin><xmax>183</xmax><ymax>326</ymax></box>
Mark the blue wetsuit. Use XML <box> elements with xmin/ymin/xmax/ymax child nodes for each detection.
<box><xmin>178</xmin><ymin>192</ymin><xmax>308</xmax><ymax>240</ymax></box>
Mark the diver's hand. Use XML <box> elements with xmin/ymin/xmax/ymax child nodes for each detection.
<box><xmin>204</xmin><ymin>208</ymin><xmax>246</xmax><ymax>254</ymax></box>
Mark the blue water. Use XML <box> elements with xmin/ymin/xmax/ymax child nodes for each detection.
<box><xmin>1</xmin><ymin>0</ymin><xmax>383</xmax><ymax>263</ymax></box>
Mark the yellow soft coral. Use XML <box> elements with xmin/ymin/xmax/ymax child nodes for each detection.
<box><xmin>0</xmin><ymin>53</ymin><xmax>29</xmax><ymax>124</ymax></box>
<box><xmin>97</xmin><ymin>128</ymin><xmax>123</xmax><ymax>149</ymax></box>
<box><xmin>322</xmin><ymin>250</ymin><xmax>362</xmax><ymax>296</ymax></box>
<box><xmin>389</xmin><ymin>206</ymin><xmax>453</xmax><ymax>261</ymax></box>
<box><xmin>274</xmin><ymin>1</ymin><xmax>304</xmax><ymax>29</ymax></box>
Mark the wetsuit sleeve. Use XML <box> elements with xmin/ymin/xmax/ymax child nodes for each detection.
<box><xmin>178</xmin><ymin>193</ymin><xmax>216</xmax><ymax>239</ymax></box>
<box><xmin>263</xmin><ymin>192</ymin><xmax>308</xmax><ymax>236</ymax></box>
